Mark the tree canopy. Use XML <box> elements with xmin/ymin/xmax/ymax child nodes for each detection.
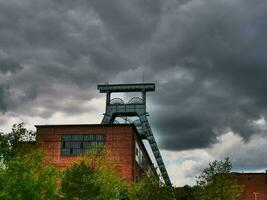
<box><xmin>194</xmin><ymin>157</ymin><xmax>243</xmax><ymax>200</ymax></box>
<box><xmin>0</xmin><ymin>123</ymin><xmax>35</xmax><ymax>163</ymax></box>
<box><xmin>128</xmin><ymin>170</ymin><xmax>174</xmax><ymax>200</ymax></box>
<box><xmin>61</xmin><ymin>159</ymin><xmax>128</xmax><ymax>200</ymax></box>
<box><xmin>175</xmin><ymin>185</ymin><xmax>196</xmax><ymax>200</ymax></box>
<box><xmin>0</xmin><ymin>123</ymin><xmax>60</xmax><ymax>200</ymax></box>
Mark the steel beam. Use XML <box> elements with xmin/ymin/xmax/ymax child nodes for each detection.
<box><xmin>97</xmin><ymin>83</ymin><xmax>175</xmax><ymax>199</ymax></box>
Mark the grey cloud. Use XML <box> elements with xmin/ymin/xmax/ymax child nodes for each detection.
<box><xmin>89</xmin><ymin>0</ymin><xmax>162</xmax><ymax>45</ymax></box>
<box><xmin>146</xmin><ymin>0</ymin><xmax>267</xmax><ymax>150</ymax></box>
<box><xmin>0</xmin><ymin>85</ymin><xmax>8</xmax><ymax>112</ymax></box>
<box><xmin>1</xmin><ymin>0</ymin><xmax>267</xmax><ymax>155</ymax></box>
<box><xmin>0</xmin><ymin>59</ymin><xmax>23</xmax><ymax>73</ymax></box>
<box><xmin>0</xmin><ymin>0</ymin><xmax>132</xmax><ymax>116</ymax></box>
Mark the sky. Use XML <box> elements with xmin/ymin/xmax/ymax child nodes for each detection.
<box><xmin>1</xmin><ymin>0</ymin><xmax>267</xmax><ymax>186</ymax></box>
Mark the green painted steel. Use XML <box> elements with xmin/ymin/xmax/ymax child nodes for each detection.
<box><xmin>97</xmin><ymin>83</ymin><xmax>174</xmax><ymax>190</ymax></box>
<box><xmin>97</xmin><ymin>83</ymin><xmax>155</xmax><ymax>93</ymax></box>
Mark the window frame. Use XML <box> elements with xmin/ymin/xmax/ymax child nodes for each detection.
<box><xmin>61</xmin><ymin>134</ymin><xmax>106</xmax><ymax>156</ymax></box>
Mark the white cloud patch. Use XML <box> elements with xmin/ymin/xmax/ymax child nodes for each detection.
<box><xmin>0</xmin><ymin>97</ymin><xmax>105</xmax><ymax>133</ymax></box>
<box><xmin>162</xmin><ymin>129</ymin><xmax>267</xmax><ymax>186</ymax></box>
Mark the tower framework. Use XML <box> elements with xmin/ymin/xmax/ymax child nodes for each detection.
<box><xmin>97</xmin><ymin>83</ymin><xmax>172</xmax><ymax>187</ymax></box>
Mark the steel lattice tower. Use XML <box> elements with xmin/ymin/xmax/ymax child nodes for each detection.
<box><xmin>97</xmin><ymin>83</ymin><xmax>172</xmax><ymax>187</ymax></box>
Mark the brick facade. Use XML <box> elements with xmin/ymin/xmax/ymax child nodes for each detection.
<box><xmin>232</xmin><ymin>173</ymin><xmax>267</xmax><ymax>200</ymax></box>
<box><xmin>36</xmin><ymin>124</ymin><xmax>153</xmax><ymax>184</ymax></box>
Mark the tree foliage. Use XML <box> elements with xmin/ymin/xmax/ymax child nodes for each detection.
<box><xmin>61</xmin><ymin>161</ymin><xmax>100</xmax><ymax>200</ymax></box>
<box><xmin>0</xmin><ymin>123</ymin><xmax>60</xmax><ymax>200</ymax></box>
<box><xmin>128</xmin><ymin>170</ymin><xmax>174</xmax><ymax>200</ymax></box>
<box><xmin>0</xmin><ymin>123</ymin><xmax>35</xmax><ymax>163</ymax></box>
<box><xmin>175</xmin><ymin>185</ymin><xmax>196</xmax><ymax>200</ymax></box>
<box><xmin>61</xmin><ymin>149</ymin><xmax>128</xmax><ymax>200</ymax></box>
<box><xmin>195</xmin><ymin>157</ymin><xmax>243</xmax><ymax>200</ymax></box>
<box><xmin>0</xmin><ymin>123</ymin><xmax>58</xmax><ymax>200</ymax></box>
<box><xmin>0</xmin><ymin>150</ymin><xmax>60</xmax><ymax>200</ymax></box>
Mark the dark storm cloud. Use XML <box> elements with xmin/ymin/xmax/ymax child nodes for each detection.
<box><xmin>1</xmin><ymin>0</ymin><xmax>267</xmax><ymax>154</ymax></box>
<box><xmin>0</xmin><ymin>85</ymin><xmax>8</xmax><ymax>112</ymax></box>
<box><xmin>0</xmin><ymin>59</ymin><xmax>23</xmax><ymax>73</ymax></box>
<box><xmin>0</xmin><ymin>0</ymin><xmax>132</xmax><ymax>115</ymax></box>
<box><xmin>148</xmin><ymin>0</ymin><xmax>267</xmax><ymax>150</ymax></box>
<box><xmin>89</xmin><ymin>0</ymin><xmax>162</xmax><ymax>45</ymax></box>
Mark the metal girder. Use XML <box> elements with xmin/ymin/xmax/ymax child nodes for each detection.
<box><xmin>97</xmin><ymin>83</ymin><xmax>172</xmax><ymax>187</ymax></box>
<box><xmin>97</xmin><ymin>83</ymin><xmax>155</xmax><ymax>93</ymax></box>
<box><xmin>101</xmin><ymin>106</ymin><xmax>172</xmax><ymax>187</ymax></box>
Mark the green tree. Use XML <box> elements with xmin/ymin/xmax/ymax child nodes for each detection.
<box><xmin>0</xmin><ymin>123</ymin><xmax>35</xmax><ymax>163</ymax></box>
<box><xmin>0</xmin><ymin>123</ymin><xmax>60</xmax><ymax>200</ymax></box>
<box><xmin>0</xmin><ymin>148</ymin><xmax>60</xmax><ymax>200</ymax></box>
<box><xmin>61</xmin><ymin>161</ymin><xmax>100</xmax><ymax>200</ymax></box>
<box><xmin>129</xmin><ymin>170</ymin><xmax>174</xmax><ymax>200</ymax></box>
<box><xmin>61</xmin><ymin>152</ymin><xmax>128</xmax><ymax>200</ymax></box>
<box><xmin>194</xmin><ymin>157</ymin><xmax>243</xmax><ymax>200</ymax></box>
<box><xmin>175</xmin><ymin>185</ymin><xmax>196</xmax><ymax>200</ymax></box>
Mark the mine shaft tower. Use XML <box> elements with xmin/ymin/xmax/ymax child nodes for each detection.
<box><xmin>97</xmin><ymin>83</ymin><xmax>172</xmax><ymax>187</ymax></box>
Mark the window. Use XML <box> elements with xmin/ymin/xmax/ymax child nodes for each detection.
<box><xmin>61</xmin><ymin>134</ymin><xmax>106</xmax><ymax>156</ymax></box>
<box><xmin>135</xmin><ymin>141</ymin><xmax>146</xmax><ymax>169</ymax></box>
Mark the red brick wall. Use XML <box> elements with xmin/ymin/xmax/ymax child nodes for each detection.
<box><xmin>232</xmin><ymin>173</ymin><xmax>267</xmax><ymax>200</ymax></box>
<box><xmin>36</xmin><ymin>124</ymin><xmax>152</xmax><ymax>184</ymax></box>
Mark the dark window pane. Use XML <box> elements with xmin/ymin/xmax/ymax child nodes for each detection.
<box><xmin>72</xmin><ymin>135</ymin><xmax>83</xmax><ymax>141</ymax></box>
<box><xmin>63</xmin><ymin>135</ymin><xmax>72</xmax><ymax>141</ymax></box>
<box><xmin>61</xmin><ymin>149</ymin><xmax>70</xmax><ymax>155</ymax></box>
<box><xmin>96</xmin><ymin>135</ymin><xmax>103</xmax><ymax>141</ymax></box>
<box><xmin>72</xmin><ymin>148</ymin><xmax>81</xmax><ymax>155</ymax></box>
<box><xmin>65</xmin><ymin>141</ymin><xmax>71</xmax><ymax>148</ymax></box>
<box><xmin>84</xmin><ymin>135</ymin><xmax>96</xmax><ymax>141</ymax></box>
<box><xmin>71</xmin><ymin>142</ymin><xmax>82</xmax><ymax>148</ymax></box>
<box><xmin>83</xmin><ymin>142</ymin><xmax>91</xmax><ymax>148</ymax></box>
<box><xmin>61</xmin><ymin>134</ymin><xmax>106</xmax><ymax>156</ymax></box>
<box><xmin>96</xmin><ymin>134</ymin><xmax>105</xmax><ymax>141</ymax></box>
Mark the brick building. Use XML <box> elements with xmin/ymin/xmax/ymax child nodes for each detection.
<box><xmin>232</xmin><ymin>173</ymin><xmax>267</xmax><ymax>200</ymax></box>
<box><xmin>36</xmin><ymin>124</ymin><xmax>154</xmax><ymax>184</ymax></box>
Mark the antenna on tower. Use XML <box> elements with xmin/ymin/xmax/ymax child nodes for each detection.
<box><xmin>142</xmin><ymin>71</ymin><xmax>145</xmax><ymax>83</ymax></box>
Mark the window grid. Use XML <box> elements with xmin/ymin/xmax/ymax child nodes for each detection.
<box><xmin>61</xmin><ymin>134</ymin><xmax>106</xmax><ymax>156</ymax></box>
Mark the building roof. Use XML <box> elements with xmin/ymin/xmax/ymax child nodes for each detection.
<box><xmin>35</xmin><ymin>123</ymin><xmax>144</xmax><ymax>142</ymax></box>
<box><xmin>35</xmin><ymin>123</ymin><xmax>135</xmax><ymax>127</ymax></box>
<box><xmin>232</xmin><ymin>172</ymin><xmax>267</xmax><ymax>175</ymax></box>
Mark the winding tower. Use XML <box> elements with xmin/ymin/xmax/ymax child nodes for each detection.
<box><xmin>97</xmin><ymin>83</ymin><xmax>172</xmax><ymax>187</ymax></box>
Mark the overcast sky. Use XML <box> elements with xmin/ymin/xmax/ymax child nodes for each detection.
<box><xmin>1</xmin><ymin>0</ymin><xmax>267</xmax><ymax>186</ymax></box>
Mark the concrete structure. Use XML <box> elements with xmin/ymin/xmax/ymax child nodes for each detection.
<box><xmin>232</xmin><ymin>173</ymin><xmax>267</xmax><ymax>200</ymax></box>
<box><xmin>36</xmin><ymin>124</ymin><xmax>153</xmax><ymax>184</ymax></box>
